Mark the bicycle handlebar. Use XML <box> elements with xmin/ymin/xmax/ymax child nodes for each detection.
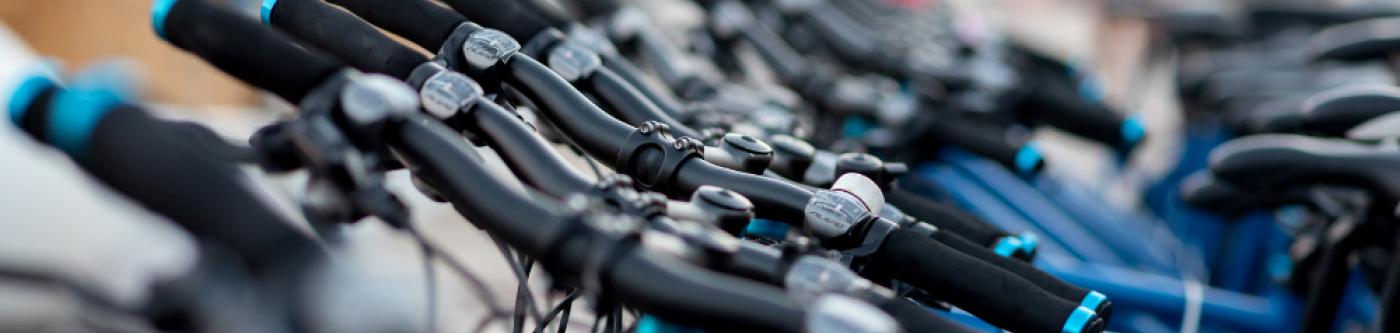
<box><xmin>1020</xmin><ymin>75</ymin><xmax>1142</xmax><ymax>151</ymax></box>
<box><xmin>438</xmin><ymin>0</ymin><xmax>554</xmax><ymax>42</ymax></box>
<box><xmin>908</xmin><ymin>111</ymin><xmax>1044</xmax><ymax>174</ymax></box>
<box><xmin>581</xmin><ymin>67</ymin><xmax>703</xmax><ymax>139</ymax></box>
<box><xmin>316</xmin><ymin>0</ymin><xmax>816</xmax><ymax>222</ymax></box>
<box><xmin>500</xmin><ymin>56</ymin><xmax>813</xmax><ymax>222</ymax></box>
<box><xmin>156</xmin><ymin>0</ymin><xmax>341</xmax><ymax>103</ymax></box>
<box><xmin>321</xmin><ymin>0</ymin><xmax>465</xmax><ymax>53</ymax></box>
<box><xmin>873</xmin><ymin>229</ymin><xmax>1101</xmax><ymax>333</ymax></box>
<box><xmin>886</xmin><ymin>188</ymin><xmax>1009</xmax><ymax>246</ymax></box>
<box><xmin>162</xmin><ymin>4</ymin><xmax>820</xmax><ymax>323</ymax></box>
<box><xmin>464</xmin><ymin>101</ymin><xmax>597</xmax><ymax>196</ymax></box>
<box><xmin>265</xmin><ymin>0</ymin><xmax>424</xmax><ymax>79</ymax></box>
<box><xmin>877</xmin><ymin>299</ymin><xmax>979</xmax><ymax>333</ymax></box>
<box><xmin>14</xmin><ymin>83</ymin><xmax>323</xmax><ymax>274</ymax></box>
<box><xmin>265</xmin><ymin>0</ymin><xmax>597</xmax><ymax>198</ymax></box>
<box><xmin>228</xmin><ymin>3</ymin><xmax>1104</xmax><ymax>330</ymax></box>
<box><xmin>389</xmin><ymin>114</ymin><xmax>815</xmax><ymax>333</ymax></box>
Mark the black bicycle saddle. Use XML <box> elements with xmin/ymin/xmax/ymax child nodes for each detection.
<box><xmin>1250</xmin><ymin>2</ymin><xmax>1400</xmax><ymax>35</ymax></box>
<box><xmin>1346</xmin><ymin>111</ymin><xmax>1400</xmax><ymax>140</ymax></box>
<box><xmin>1196</xmin><ymin>65</ymin><xmax>1392</xmax><ymax>108</ymax></box>
<box><xmin>1209</xmin><ymin>134</ymin><xmax>1400</xmax><ymax>213</ymax></box>
<box><xmin>1179</xmin><ymin>170</ymin><xmax>1315</xmax><ymax>216</ymax></box>
<box><xmin>1308</xmin><ymin>17</ymin><xmax>1400</xmax><ymax>62</ymax></box>
<box><xmin>1298</xmin><ymin>85</ymin><xmax>1400</xmax><ymax>136</ymax></box>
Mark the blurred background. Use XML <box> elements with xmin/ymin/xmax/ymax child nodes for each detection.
<box><xmin>0</xmin><ymin>0</ymin><xmax>258</xmax><ymax>106</ymax></box>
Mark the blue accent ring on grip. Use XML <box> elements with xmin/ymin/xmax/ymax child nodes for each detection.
<box><xmin>992</xmin><ymin>237</ymin><xmax>1023</xmax><ymax>257</ymax></box>
<box><xmin>1014</xmin><ymin>142</ymin><xmax>1044</xmax><ymax>174</ymax></box>
<box><xmin>48</xmin><ymin>87</ymin><xmax>123</xmax><ymax>160</ymax></box>
<box><xmin>1080</xmin><ymin>291</ymin><xmax>1108</xmax><ymax>313</ymax></box>
<box><xmin>1121</xmin><ymin>114</ymin><xmax>1147</xmax><ymax>146</ymax></box>
<box><xmin>261</xmin><ymin>0</ymin><xmax>279</xmax><ymax>25</ymax></box>
<box><xmin>152</xmin><ymin>0</ymin><xmax>180</xmax><ymax>40</ymax></box>
<box><xmin>1061</xmin><ymin>307</ymin><xmax>1099</xmax><ymax>333</ymax></box>
<box><xmin>741</xmin><ymin>219</ymin><xmax>791</xmax><ymax>241</ymax></box>
<box><xmin>1018</xmin><ymin>231</ymin><xmax>1039</xmax><ymax>254</ymax></box>
<box><xmin>8</xmin><ymin>75</ymin><xmax>56</xmax><ymax>126</ymax></box>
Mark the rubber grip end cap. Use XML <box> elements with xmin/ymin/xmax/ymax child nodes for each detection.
<box><xmin>992</xmin><ymin>236</ymin><xmax>1023</xmax><ymax>258</ymax></box>
<box><xmin>1014</xmin><ymin>142</ymin><xmax>1046</xmax><ymax>175</ymax></box>
<box><xmin>634</xmin><ymin>316</ymin><xmax>704</xmax><ymax>333</ymax></box>
<box><xmin>1121</xmin><ymin>113</ymin><xmax>1147</xmax><ymax>147</ymax></box>
<box><xmin>741</xmin><ymin>219</ymin><xmax>790</xmax><ymax>241</ymax></box>
<box><xmin>832</xmin><ymin>173</ymin><xmax>885</xmax><ymax>214</ymax></box>
<box><xmin>8</xmin><ymin>73</ymin><xmax>58</xmax><ymax>125</ymax></box>
<box><xmin>151</xmin><ymin>0</ymin><xmax>180</xmax><ymax>40</ymax></box>
<box><xmin>260</xmin><ymin>0</ymin><xmax>278</xmax><ymax>25</ymax></box>
<box><xmin>1017</xmin><ymin>231</ymin><xmax>1039</xmax><ymax>260</ymax></box>
<box><xmin>1080</xmin><ymin>291</ymin><xmax>1112</xmax><ymax>323</ymax></box>
<box><xmin>1062</xmin><ymin>307</ymin><xmax>1102</xmax><ymax>333</ymax></box>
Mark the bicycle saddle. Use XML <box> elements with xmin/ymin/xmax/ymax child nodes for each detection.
<box><xmin>1179</xmin><ymin>170</ymin><xmax>1314</xmax><ymax>215</ymax></box>
<box><xmin>1296</xmin><ymin>85</ymin><xmax>1400</xmax><ymax>136</ymax></box>
<box><xmin>1250</xmin><ymin>2</ymin><xmax>1400</xmax><ymax>31</ymax></box>
<box><xmin>1308</xmin><ymin>17</ymin><xmax>1400</xmax><ymax>62</ymax></box>
<box><xmin>1209</xmin><ymin>134</ymin><xmax>1400</xmax><ymax>212</ymax></box>
<box><xmin>1344</xmin><ymin>110</ymin><xmax>1400</xmax><ymax>140</ymax></box>
<box><xmin>1197</xmin><ymin>65</ymin><xmax>1393</xmax><ymax>107</ymax></box>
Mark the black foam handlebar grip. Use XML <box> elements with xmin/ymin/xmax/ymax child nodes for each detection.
<box><xmin>886</xmin><ymin>188</ymin><xmax>1009</xmax><ymax>246</ymax></box>
<box><xmin>1021</xmin><ymin>78</ymin><xmax>1134</xmax><ymax>149</ymax></box>
<box><xmin>515</xmin><ymin>0</ymin><xmax>574</xmax><ymax>28</ymax></box>
<box><xmin>323</xmin><ymin>0</ymin><xmax>466</xmax><ymax>52</ymax></box>
<box><xmin>919</xmin><ymin>113</ymin><xmax>1042</xmax><ymax>173</ymax></box>
<box><xmin>877</xmin><ymin>299</ymin><xmax>979</xmax><ymax>333</ymax></box>
<box><xmin>437</xmin><ymin>0</ymin><xmax>554</xmax><ymax>40</ymax></box>
<box><xmin>608</xmin><ymin>251</ymin><xmax>806</xmax><ymax>333</ymax></box>
<box><xmin>926</xmin><ymin>230</ymin><xmax>1097</xmax><ymax>308</ymax></box>
<box><xmin>873</xmin><ymin>229</ymin><xmax>1083</xmax><ymax>333</ymax></box>
<box><xmin>87</xmin><ymin>105</ymin><xmax>325</xmax><ymax>273</ymax></box>
<box><xmin>159</xmin><ymin>0</ymin><xmax>342</xmax><ymax>103</ymax></box>
<box><xmin>268</xmin><ymin>0</ymin><xmax>427</xmax><ymax>80</ymax></box>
